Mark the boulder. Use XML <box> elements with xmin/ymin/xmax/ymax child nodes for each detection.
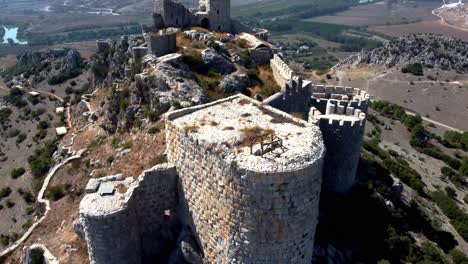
<box><xmin>220</xmin><ymin>74</ymin><xmax>250</xmax><ymax>94</ymax></box>
<box><xmin>201</xmin><ymin>48</ymin><xmax>235</xmax><ymax>75</ymax></box>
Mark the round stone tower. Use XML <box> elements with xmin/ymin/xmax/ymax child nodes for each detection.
<box><xmin>309</xmin><ymin>99</ymin><xmax>367</xmax><ymax>193</ymax></box>
<box><xmin>166</xmin><ymin>95</ymin><xmax>325</xmax><ymax>263</ymax></box>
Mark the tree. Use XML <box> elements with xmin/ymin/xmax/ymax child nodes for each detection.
<box><xmin>445</xmin><ymin>186</ymin><xmax>456</xmax><ymax>198</ymax></box>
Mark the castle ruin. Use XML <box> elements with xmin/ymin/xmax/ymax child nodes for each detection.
<box><xmin>153</xmin><ymin>0</ymin><xmax>231</xmax><ymax>32</ymax></box>
<box><xmin>80</xmin><ymin>1</ymin><xmax>370</xmax><ymax>262</ymax></box>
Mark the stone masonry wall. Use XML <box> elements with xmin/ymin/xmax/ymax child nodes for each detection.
<box><xmin>166</xmin><ymin>108</ymin><xmax>324</xmax><ymax>264</ymax></box>
<box><xmin>145</xmin><ymin>31</ymin><xmax>177</xmax><ymax>57</ymax></box>
<box><xmin>270</xmin><ymin>54</ymin><xmax>294</xmax><ymax>89</ymax></box>
<box><xmin>312</xmin><ymin>108</ymin><xmax>366</xmax><ymax>193</ymax></box>
<box><xmin>79</xmin><ymin>165</ymin><xmax>178</xmax><ymax>264</ymax></box>
<box><xmin>310</xmin><ymin>85</ymin><xmax>370</xmax><ymax>114</ymax></box>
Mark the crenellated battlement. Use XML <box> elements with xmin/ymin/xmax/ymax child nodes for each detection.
<box><xmin>311</xmin><ymin>85</ymin><xmax>370</xmax><ymax>110</ymax></box>
<box><xmin>310</xmin><ymin>101</ymin><xmax>366</xmax><ymax>128</ymax></box>
<box><xmin>270</xmin><ymin>54</ymin><xmax>297</xmax><ymax>88</ymax></box>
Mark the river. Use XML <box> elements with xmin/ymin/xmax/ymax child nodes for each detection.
<box><xmin>1</xmin><ymin>26</ymin><xmax>28</xmax><ymax>45</ymax></box>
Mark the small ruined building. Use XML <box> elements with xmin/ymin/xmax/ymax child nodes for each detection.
<box><xmin>153</xmin><ymin>0</ymin><xmax>231</xmax><ymax>33</ymax></box>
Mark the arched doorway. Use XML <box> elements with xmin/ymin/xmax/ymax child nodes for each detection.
<box><xmin>200</xmin><ymin>18</ymin><xmax>210</xmax><ymax>29</ymax></box>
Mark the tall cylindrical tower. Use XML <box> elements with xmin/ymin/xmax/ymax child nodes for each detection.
<box><xmin>310</xmin><ymin>101</ymin><xmax>367</xmax><ymax>193</ymax></box>
<box><xmin>166</xmin><ymin>95</ymin><xmax>325</xmax><ymax>263</ymax></box>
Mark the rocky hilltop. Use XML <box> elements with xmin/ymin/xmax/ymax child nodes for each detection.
<box><xmin>336</xmin><ymin>34</ymin><xmax>468</xmax><ymax>72</ymax></box>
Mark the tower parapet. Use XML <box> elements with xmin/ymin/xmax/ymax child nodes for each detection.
<box><xmin>309</xmin><ymin>100</ymin><xmax>366</xmax><ymax>193</ymax></box>
<box><xmin>310</xmin><ymin>85</ymin><xmax>370</xmax><ymax>114</ymax></box>
<box><xmin>165</xmin><ymin>94</ymin><xmax>325</xmax><ymax>263</ymax></box>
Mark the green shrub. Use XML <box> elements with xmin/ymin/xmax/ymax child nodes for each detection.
<box><xmin>432</xmin><ymin>191</ymin><xmax>468</xmax><ymax>242</ymax></box>
<box><xmin>18</xmin><ymin>188</ymin><xmax>35</xmax><ymax>204</ymax></box>
<box><xmin>445</xmin><ymin>186</ymin><xmax>457</xmax><ymax>198</ymax></box>
<box><xmin>47</xmin><ymin>69</ymin><xmax>81</xmax><ymax>85</ymax></box>
<box><xmin>46</xmin><ymin>185</ymin><xmax>65</xmax><ymax>201</ymax></box>
<box><xmin>450</xmin><ymin>249</ymin><xmax>468</xmax><ymax>264</ymax></box>
<box><xmin>402</xmin><ymin>63</ymin><xmax>424</xmax><ymax>76</ymax></box>
<box><xmin>4</xmin><ymin>88</ymin><xmax>27</xmax><ymax>108</ymax></box>
<box><xmin>444</xmin><ymin>131</ymin><xmax>468</xmax><ymax>151</ymax></box>
<box><xmin>7</xmin><ymin>129</ymin><xmax>20</xmax><ymax>138</ymax></box>
<box><xmin>0</xmin><ymin>234</ymin><xmax>9</xmax><ymax>246</ymax></box>
<box><xmin>0</xmin><ymin>187</ymin><xmax>12</xmax><ymax>199</ymax></box>
<box><xmin>28</xmin><ymin>140</ymin><xmax>57</xmax><ymax>177</ymax></box>
<box><xmin>148</xmin><ymin>126</ymin><xmax>161</xmax><ymax>134</ymax></box>
<box><xmin>0</xmin><ymin>107</ymin><xmax>12</xmax><ymax>126</ymax></box>
<box><xmin>5</xmin><ymin>199</ymin><xmax>15</xmax><ymax>208</ymax></box>
<box><xmin>10</xmin><ymin>168</ymin><xmax>26</xmax><ymax>179</ymax></box>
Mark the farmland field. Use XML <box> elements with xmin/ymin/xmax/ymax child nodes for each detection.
<box><xmin>307</xmin><ymin>1</ymin><xmax>440</xmax><ymax>26</ymax></box>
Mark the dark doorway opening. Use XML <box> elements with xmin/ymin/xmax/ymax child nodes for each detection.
<box><xmin>201</xmin><ymin>18</ymin><xmax>210</xmax><ymax>29</ymax></box>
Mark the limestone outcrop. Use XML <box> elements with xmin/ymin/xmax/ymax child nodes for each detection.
<box><xmin>337</xmin><ymin>34</ymin><xmax>468</xmax><ymax>72</ymax></box>
<box><xmin>201</xmin><ymin>48</ymin><xmax>236</xmax><ymax>75</ymax></box>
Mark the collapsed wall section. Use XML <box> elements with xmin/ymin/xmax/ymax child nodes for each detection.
<box><xmin>145</xmin><ymin>30</ymin><xmax>177</xmax><ymax>57</ymax></box>
<box><xmin>165</xmin><ymin>95</ymin><xmax>325</xmax><ymax>263</ymax></box>
<box><xmin>78</xmin><ymin>165</ymin><xmax>178</xmax><ymax>264</ymax></box>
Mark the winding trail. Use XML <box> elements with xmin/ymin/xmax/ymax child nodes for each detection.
<box><xmin>0</xmin><ymin>84</ymin><xmax>81</xmax><ymax>258</ymax></box>
<box><xmin>0</xmin><ymin>85</ymin><xmax>73</xmax><ymax>129</ymax></box>
<box><xmin>0</xmin><ymin>147</ymin><xmax>85</xmax><ymax>258</ymax></box>
<box><xmin>432</xmin><ymin>1</ymin><xmax>468</xmax><ymax>33</ymax></box>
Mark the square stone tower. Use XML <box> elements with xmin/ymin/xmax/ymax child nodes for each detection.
<box><xmin>198</xmin><ymin>0</ymin><xmax>231</xmax><ymax>32</ymax></box>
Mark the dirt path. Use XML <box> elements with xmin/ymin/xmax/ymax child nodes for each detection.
<box><xmin>0</xmin><ymin>85</ymin><xmax>73</xmax><ymax>129</ymax></box>
<box><xmin>405</xmin><ymin>109</ymin><xmax>463</xmax><ymax>132</ymax></box>
<box><xmin>0</xmin><ymin>148</ymin><xmax>85</xmax><ymax>258</ymax></box>
<box><xmin>432</xmin><ymin>6</ymin><xmax>468</xmax><ymax>33</ymax></box>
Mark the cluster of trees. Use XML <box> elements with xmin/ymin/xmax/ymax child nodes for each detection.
<box><xmin>27</xmin><ymin>139</ymin><xmax>57</xmax><ymax>178</ymax></box>
<box><xmin>3</xmin><ymin>88</ymin><xmax>27</xmax><ymax>108</ymax></box>
<box><xmin>363</xmin><ymin>139</ymin><xmax>425</xmax><ymax>194</ymax></box>
<box><xmin>1</xmin><ymin>61</ymin><xmax>50</xmax><ymax>83</ymax></box>
<box><xmin>402</xmin><ymin>63</ymin><xmax>424</xmax><ymax>76</ymax></box>
<box><xmin>432</xmin><ymin>191</ymin><xmax>468</xmax><ymax>242</ymax></box>
<box><xmin>22</xmin><ymin>24</ymin><xmax>140</xmax><ymax>46</ymax></box>
<box><xmin>47</xmin><ymin>69</ymin><xmax>81</xmax><ymax>85</ymax></box>
<box><xmin>371</xmin><ymin>101</ymin><xmax>465</xmax><ymax>183</ymax></box>
<box><xmin>444</xmin><ymin>131</ymin><xmax>468</xmax><ymax>151</ymax></box>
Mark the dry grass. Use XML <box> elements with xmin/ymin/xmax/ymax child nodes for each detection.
<box><xmin>238</xmin><ymin>98</ymin><xmax>251</xmax><ymax>106</ymax></box>
<box><xmin>239</xmin><ymin>126</ymin><xmax>275</xmax><ymax>146</ymax></box>
<box><xmin>115</xmin><ymin>183</ymin><xmax>127</xmax><ymax>194</ymax></box>
<box><xmin>193</xmin><ymin>72</ymin><xmax>225</xmax><ymax>101</ymax></box>
<box><xmin>184</xmin><ymin>125</ymin><xmax>200</xmax><ymax>134</ymax></box>
<box><xmin>248</xmin><ymin>65</ymin><xmax>282</xmax><ymax>99</ymax></box>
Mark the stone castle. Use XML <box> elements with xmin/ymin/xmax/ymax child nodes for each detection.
<box><xmin>78</xmin><ymin>1</ymin><xmax>369</xmax><ymax>263</ymax></box>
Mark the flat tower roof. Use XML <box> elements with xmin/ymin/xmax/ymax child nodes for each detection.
<box><xmin>167</xmin><ymin>94</ymin><xmax>325</xmax><ymax>172</ymax></box>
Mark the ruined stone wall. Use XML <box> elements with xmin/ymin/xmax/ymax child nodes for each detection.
<box><xmin>311</xmin><ymin>106</ymin><xmax>366</xmax><ymax>193</ymax></box>
<box><xmin>266</xmin><ymin>55</ymin><xmax>313</xmax><ymax>118</ymax></box>
<box><xmin>155</xmin><ymin>0</ymin><xmax>194</xmax><ymax>28</ymax></box>
<box><xmin>270</xmin><ymin>54</ymin><xmax>294</xmax><ymax>89</ymax></box>
<box><xmin>165</xmin><ymin>106</ymin><xmax>324</xmax><ymax>264</ymax></box>
<box><xmin>200</xmin><ymin>0</ymin><xmax>231</xmax><ymax>32</ymax></box>
<box><xmin>79</xmin><ymin>165</ymin><xmax>178</xmax><ymax>264</ymax></box>
<box><xmin>145</xmin><ymin>31</ymin><xmax>177</xmax><ymax>57</ymax></box>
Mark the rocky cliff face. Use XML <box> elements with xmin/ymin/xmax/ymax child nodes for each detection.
<box><xmin>337</xmin><ymin>34</ymin><xmax>468</xmax><ymax>72</ymax></box>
